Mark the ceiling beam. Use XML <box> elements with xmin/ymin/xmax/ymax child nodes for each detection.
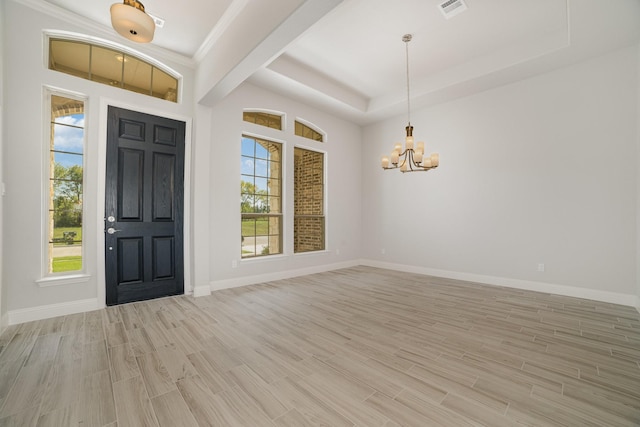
<box><xmin>196</xmin><ymin>0</ymin><xmax>344</xmax><ymax>106</ymax></box>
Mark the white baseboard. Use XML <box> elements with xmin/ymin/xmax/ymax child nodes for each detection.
<box><xmin>361</xmin><ymin>259</ymin><xmax>639</xmax><ymax>308</ymax></box>
<box><xmin>0</xmin><ymin>312</ymin><xmax>8</xmax><ymax>334</ymax></box>
<box><xmin>6</xmin><ymin>261</ymin><xmax>638</xmax><ymax>324</ymax></box>
<box><xmin>209</xmin><ymin>260</ymin><xmax>360</xmax><ymax>292</ymax></box>
<box><xmin>7</xmin><ymin>298</ymin><xmax>101</xmax><ymax>325</ymax></box>
<box><xmin>192</xmin><ymin>285</ymin><xmax>212</xmax><ymax>297</ymax></box>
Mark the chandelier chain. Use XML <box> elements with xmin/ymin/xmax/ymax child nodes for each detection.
<box><xmin>405</xmin><ymin>36</ymin><xmax>411</xmax><ymax>125</ymax></box>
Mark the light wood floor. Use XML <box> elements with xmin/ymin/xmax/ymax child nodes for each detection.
<box><xmin>1</xmin><ymin>266</ymin><xmax>639</xmax><ymax>426</ymax></box>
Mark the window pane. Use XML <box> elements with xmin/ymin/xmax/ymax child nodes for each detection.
<box><xmin>241</xmin><ymin>216</ymin><xmax>280</xmax><ymax>258</ymax></box>
<box><xmin>241</xmin><ymin>137</ymin><xmax>255</xmax><ymax>156</ymax></box>
<box><xmin>267</xmin><ymin>217</ymin><xmax>281</xmax><ymax>255</ymax></box>
<box><xmin>152</xmin><ymin>67</ymin><xmax>178</xmax><ymax>101</ymax></box>
<box><xmin>294</xmin><ymin>217</ymin><xmax>325</xmax><ymax>253</ymax></box>
<box><xmin>269</xmin><ymin>161</ymin><xmax>281</xmax><ymax>180</ymax></box>
<box><xmin>255</xmin><ymin>142</ymin><xmax>268</xmax><ymax>160</ymax></box>
<box><xmin>49</xmin><ymin>39</ymin><xmax>90</xmax><ymax>79</ymax></box>
<box><xmin>51</xmin><ymin>96</ymin><xmax>85</xmax><ymax>124</ymax></box>
<box><xmin>269</xmin><ymin>178</ymin><xmax>281</xmax><ymax>197</ymax></box>
<box><xmin>52</xmin><ymin>124</ymin><xmax>84</xmax><ymax>154</ymax></box>
<box><xmin>295</xmin><ymin>121</ymin><xmax>324</xmax><ymax>142</ymax></box>
<box><xmin>241</xmin><ymin>175</ymin><xmax>255</xmax><ymax>188</ymax></box>
<box><xmin>241</xmin><ymin>196</ymin><xmax>254</xmax><ymax>214</ymax></box>
<box><xmin>268</xmin><ymin>196</ymin><xmax>281</xmax><ymax>214</ymax></box>
<box><xmin>255</xmin><ymin>177</ymin><xmax>268</xmax><ymax>193</ymax></box>
<box><xmin>90</xmin><ymin>45</ymin><xmax>123</xmax><ymax>86</ymax></box>
<box><xmin>255</xmin><ymin>159</ymin><xmax>268</xmax><ymax>177</ymax></box>
<box><xmin>241</xmin><ymin>156</ymin><xmax>254</xmax><ymax>175</ymax></box>
<box><xmin>241</xmin><ymin>218</ymin><xmax>257</xmax><ymax>257</ymax></box>
<box><xmin>124</xmin><ymin>54</ymin><xmax>152</xmax><ymax>95</ymax></box>
<box><xmin>243</xmin><ymin>111</ymin><xmax>282</xmax><ymax>130</ymax></box>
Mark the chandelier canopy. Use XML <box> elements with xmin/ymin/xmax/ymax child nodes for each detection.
<box><xmin>110</xmin><ymin>0</ymin><xmax>155</xmax><ymax>43</ymax></box>
<box><xmin>381</xmin><ymin>34</ymin><xmax>439</xmax><ymax>173</ymax></box>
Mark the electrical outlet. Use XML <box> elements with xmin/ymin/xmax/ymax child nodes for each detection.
<box><xmin>537</xmin><ymin>263</ymin><xmax>545</xmax><ymax>272</ymax></box>
<box><xmin>381</xmin><ymin>248</ymin><xmax>386</xmax><ymax>255</ymax></box>
<box><xmin>232</xmin><ymin>260</ymin><xmax>238</xmax><ymax>268</ymax></box>
<box><xmin>336</xmin><ymin>249</ymin><xmax>340</xmax><ymax>255</ymax></box>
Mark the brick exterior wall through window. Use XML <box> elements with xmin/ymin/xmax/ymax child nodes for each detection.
<box><xmin>294</xmin><ymin>148</ymin><xmax>325</xmax><ymax>252</ymax></box>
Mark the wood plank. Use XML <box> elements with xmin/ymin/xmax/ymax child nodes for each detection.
<box><xmin>150</xmin><ymin>390</ymin><xmax>199</xmax><ymax>427</ymax></box>
<box><xmin>136</xmin><ymin>351</ymin><xmax>176</xmax><ymax>398</ymax></box>
<box><xmin>0</xmin><ymin>362</ymin><xmax>52</xmax><ymax>417</ymax></box>
<box><xmin>112</xmin><ymin>376</ymin><xmax>159</xmax><ymax>427</ymax></box>
<box><xmin>79</xmin><ymin>370</ymin><xmax>116</xmax><ymax>426</ymax></box>
<box><xmin>109</xmin><ymin>343</ymin><xmax>140</xmax><ymax>383</ymax></box>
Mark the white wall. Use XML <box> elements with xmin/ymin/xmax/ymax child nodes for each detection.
<box><xmin>637</xmin><ymin>43</ymin><xmax>640</xmax><ymax>311</ymax></box>
<box><xmin>0</xmin><ymin>0</ymin><xmax>6</xmax><ymax>329</ymax></box>
<box><xmin>2</xmin><ymin>1</ymin><xmax>195</xmax><ymax>320</ymax></box>
<box><xmin>207</xmin><ymin>82</ymin><xmax>362</xmax><ymax>290</ymax></box>
<box><xmin>362</xmin><ymin>46</ymin><xmax>639</xmax><ymax>305</ymax></box>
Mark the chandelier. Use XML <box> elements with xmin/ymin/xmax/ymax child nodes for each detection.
<box><xmin>381</xmin><ymin>34</ymin><xmax>439</xmax><ymax>173</ymax></box>
<box><xmin>110</xmin><ymin>0</ymin><xmax>155</xmax><ymax>43</ymax></box>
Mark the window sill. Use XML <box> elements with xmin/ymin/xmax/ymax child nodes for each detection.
<box><xmin>240</xmin><ymin>254</ymin><xmax>289</xmax><ymax>264</ymax></box>
<box><xmin>36</xmin><ymin>274</ymin><xmax>91</xmax><ymax>288</ymax></box>
<box><xmin>293</xmin><ymin>250</ymin><xmax>330</xmax><ymax>257</ymax></box>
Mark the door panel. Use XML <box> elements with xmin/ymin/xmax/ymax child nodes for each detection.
<box><xmin>152</xmin><ymin>153</ymin><xmax>175</xmax><ymax>221</ymax></box>
<box><xmin>106</xmin><ymin>106</ymin><xmax>185</xmax><ymax>305</ymax></box>
<box><xmin>152</xmin><ymin>236</ymin><xmax>175</xmax><ymax>280</ymax></box>
<box><xmin>119</xmin><ymin>148</ymin><xmax>144</xmax><ymax>221</ymax></box>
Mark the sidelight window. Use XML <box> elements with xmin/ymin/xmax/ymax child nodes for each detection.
<box><xmin>47</xmin><ymin>92</ymin><xmax>86</xmax><ymax>274</ymax></box>
<box><xmin>241</xmin><ymin>135</ymin><xmax>283</xmax><ymax>258</ymax></box>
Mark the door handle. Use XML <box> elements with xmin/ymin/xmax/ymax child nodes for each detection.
<box><xmin>106</xmin><ymin>227</ymin><xmax>121</xmax><ymax>234</ymax></box>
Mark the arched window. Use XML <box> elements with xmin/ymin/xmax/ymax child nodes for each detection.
<box><xmin>295</xmin><ymin>120</ymin><xmax>324</xmax><ymax>142</ymax></box>
<box><xmin>243</xmin><ymin>110</ymin><xmax>284</xmax><ymax>130</ymax></box>
<box><xmin>48</xmin><ymin>36</ymin><xmax>179</xmax><ymax>102</ymax></box>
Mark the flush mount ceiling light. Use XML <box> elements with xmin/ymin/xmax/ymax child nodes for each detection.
<box><xmin>110</xmin><ymin>0</ymin><xmax>155</xmax><ymax>43</ymax></box>
<box><xmin>381</xmin><ymin>34</ymin><xmax>439</xmax><ymax>173</ymax></box>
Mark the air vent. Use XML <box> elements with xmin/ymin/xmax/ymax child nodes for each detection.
<box><xmin>148</xmin><ymin>13</ymin><xmax>165</xmax><ymax>28</ymax></box>
<box><xmin>438</xmin><ymin>0</ymin><xmax>467</xmax><ymax>19</ymax></box>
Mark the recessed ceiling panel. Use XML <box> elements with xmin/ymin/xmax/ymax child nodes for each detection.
<box><xmin>284</xmin><ymin>0</ymin><xmax>568</xmax><ymax>99</ymax></box>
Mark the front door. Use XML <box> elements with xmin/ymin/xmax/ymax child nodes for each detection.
<box><xmin>105</xmin><ymin>106</ymin><xmax>185</xmax><ymax>305</ymax></box>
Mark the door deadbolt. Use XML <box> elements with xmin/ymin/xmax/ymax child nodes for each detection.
<box><xmin>107</xmin><ymin>215</ymin><xmax>116</xmax><ymax>222</ymax></box>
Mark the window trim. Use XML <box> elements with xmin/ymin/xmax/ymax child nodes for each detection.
<box><xmin>41</xmin><ymin>87</ymin><xmax>89</xmax><ymax>282</ymax></box>
<box><xmin>44</xmin><ymin>30</ymin><xmax>182</xmax><ymax>103</ymax></box>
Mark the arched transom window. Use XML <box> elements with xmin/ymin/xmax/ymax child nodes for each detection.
<box><xmin>48</xmin><ymin>37</ymin><xmax>179</xmax><ymax>102</ymax></box>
